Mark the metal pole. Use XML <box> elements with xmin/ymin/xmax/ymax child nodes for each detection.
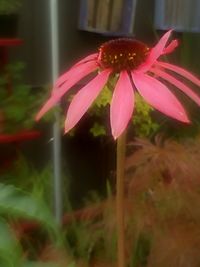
<box><xmin>50</xmin><ymin>0</ymin><xmax>63</xmax><ymax>224</ymax></box>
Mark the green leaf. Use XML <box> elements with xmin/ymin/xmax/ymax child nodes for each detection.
<box><xmin>131</xmin><ymin>233</ymin><xmax>151</xmax><ymax>267</ymax></box>
<box><xmin>0</xmin><ymin>183</ymin><xmax>56</xmax><ymax>233</ymax></box>
<box><xmin>132</xmin><ymin>93</ymin><xmax>159</xmax><ymax>137</ymax></box>
<box><xmin>0</xmin><ymin>218</ymin><xmax>22</xmax><ymax>267</ymax></box>
<box><xmin>94</xmin><ymin>85</ymin><xmax>112</xmax><ymax>108</ymax></box>
<box><xmin>90</xmin><ymin>122</ymin><xmax>106</xmax><ymax>137</ymax></box>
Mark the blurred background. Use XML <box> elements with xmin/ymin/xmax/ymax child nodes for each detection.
<box><xmin>0</xmin><ymin>1</ymin><xmax>200</xmax><ymax>267</ymax></box>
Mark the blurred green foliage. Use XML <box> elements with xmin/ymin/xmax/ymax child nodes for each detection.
<box><xmin>0</xmin><ymin>218</ymin><xmax>21</xmax><ymax>267</ymax></box>
<box><xmin>0</xmin><ymin>182</ymin><xmax>59</xmax><ymax>267</ymax></box>
<box><xmin>0</xmin><ymin>0</ymin><xmax>22</xmax><ymax>14</ymax></box>
<box><xmin>132</xmin><ymin>94</ymin><xmax>159</xmax><ymax>137</ymax></box>
<box><xmin>0</xmin><ymin>62</ymin><xmax>51</xmax><ymax>133</ymax></box>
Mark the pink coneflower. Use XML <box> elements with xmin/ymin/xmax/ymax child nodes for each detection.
<box><xmin>36</xmin><ymin>30</ymin><xmax>200</xmax><ymax>139</ymax></box>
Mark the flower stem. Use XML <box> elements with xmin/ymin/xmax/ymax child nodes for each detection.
<box><xmin>116</xmin><ymin>130</ymin><xmax>127</xmax><ymax>267</ymax></box>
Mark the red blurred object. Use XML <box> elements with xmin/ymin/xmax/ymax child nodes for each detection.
<box><xmin>0</xmin><ymin>38</ymin><xmax>23</xmax><ymax>46</ymax></box>
<box><xmin>0</xmin><ymin>153</ymin><xmax>17</xmax><ymax>171</ymax></box>
<box><xmin>12</xmin><ymin>220</ymin><xmax>39</xmax><ymax>237</ymax></box>
<box><xmin>0</xmin><ymin>38</ymin><xmax>23</xmax><ymax>67</ymax></box>
<box><xmin>0</xmin><ymin>130</ymin><xmax>42</xmax><ymax>171</ymax></box>
<box><xmin>0</xmin><ymin>130</ymin><xmax>42</xmax><ymax>144</ymax></box>
<box><xmin>0</xmin><ymin>39</ymin><xmax>41</xmax><ymax>173</ymax></box>
<box><xmin>0</xmin><ymin>38</ymin><xmax>23</xmax><ymax>94</ymax></box>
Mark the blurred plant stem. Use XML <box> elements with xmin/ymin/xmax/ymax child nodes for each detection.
<box><xmin>116</xmin><ymin>130</ymin><xmax>127</xmax><ymax>267</ymax></box>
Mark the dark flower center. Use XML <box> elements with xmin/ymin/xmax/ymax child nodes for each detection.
<box><xmin>98</xmin><ymin>38</ymin><xmax>149</xmax><ymax>73</ymax></box>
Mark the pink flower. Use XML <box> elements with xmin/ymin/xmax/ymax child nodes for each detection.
<box><xmin>36</xmin><ymin>30</ymin><xmax>200</xmax><ymax>139</ymax></box>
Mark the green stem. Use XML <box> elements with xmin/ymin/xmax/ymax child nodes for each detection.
<box><xmin>116</xmin><ymin>130</ymin><xmax>127</xmax><ymax>267</ymax></box>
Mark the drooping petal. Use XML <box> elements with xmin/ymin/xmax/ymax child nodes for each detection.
<box><xmin>156</xmin><ymin>61</ymin><xmax>200</xmax><ymax>87</ymax></box>
<box><xmin>137</xmin><ymin>30</ymin><xmax>172</xmax><ymax>73</ymax></box>
<box><xmin>151</xmin><ymin>67</ymin><xmax>200</xmax><ymax>106</ymax></box>
<box><xmin>110</xmin><ymin>71</ymin><xmax>134</xmax><ymax>139</ymax></box>
<box><xmin>132</xmin><ymin>72</ymin><xmax>190</xmax><ymax>123</ymax></box>
<box><xmin>36</xmin><ymin>62</ymin><xmax>98</xmax><ymax>121</ymax></box>
<box><xmin>73</xmin><ymin>53</ymin><xmax>98</xmax><ymax>67</ymax></box>
<box><xmin>163</xmin><ymin>39</ymin><xmax>179</xmax><ymax>55</ymax></box>
<box><xmin>55</xmin><ymin>60</ymin><xmax>98</xmax><ymax>88</ymax></box>
<box><xmin>35</xmin><ymin>95</ymin><xmax>60</xmax><ymax>121</ymax></box>
<box><xmin>65</xmin><ymin>69</ymin><xmax>111</xmax><ymax>133</ymax></box>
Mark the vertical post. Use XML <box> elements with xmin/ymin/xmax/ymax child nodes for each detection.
<box><xmin>50</xmin><ymin>0</ymin><xmax>63</xmax><ymax>224</ymax></box>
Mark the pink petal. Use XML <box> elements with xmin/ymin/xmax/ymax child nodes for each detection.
<box><xmin>163</xmin><ymin>39</ymin><xmax>179</xmax><ymax>55</ymax></box>
<box><xmin>156</xmin><ymin>61</ymin><xmax>200</xmax><ymax>87</ymax></box>
<box><xmin>73</xmin><ymin>53</ymin><xmax>98</xmax><ymax>67</ymax></box>
<box><xmin>137</xmin><ymin>30</ymin><xmax>172</xmax><ymax>73</ymax></box>
<box><xmin>65</xmin><ymin>69</ymin><xmax>111</xmax><ymax>133</ymax></box>
<box><xmin>110</xmin><ymin>71</ymin><xmax>134</xmax><ymax>139</ymax></box>
<box><xmin>35</xmin><ymin>96</ymin><xmax>60</xmax><ymax>121</ymax></box>
<box><xmin>55</xmin><ymin>60</ymin><xmax>98</xmax><ymax>88</ymax></box>
<box><xmin>132</xmin><ymin>72</ymin><xmax>190</xmax><ymax>123</ymax></box>
<box><xmin>151</xmin><ymin>67</ymin><xmax>200</xmax><ymax>106</ymax></box>
<box><xmin>36</xmin><ymin>62</ymin><xmax>98</xmax><ymax>121</ymax></box>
